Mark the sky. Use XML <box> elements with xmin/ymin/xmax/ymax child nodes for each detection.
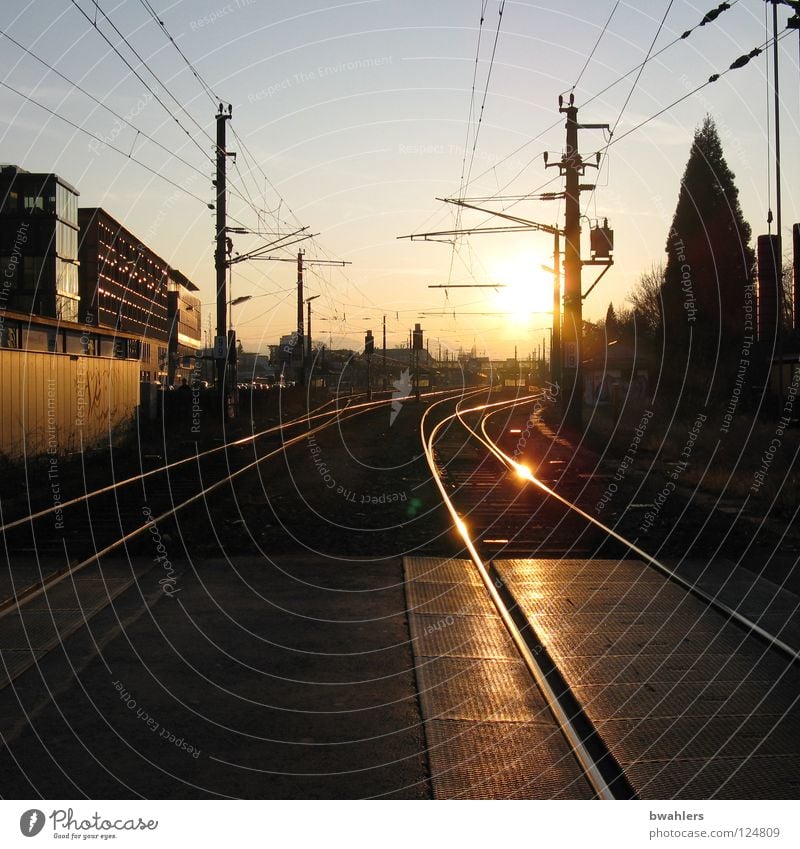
<box><xmin>2</xmin><ymin>0</ymin><xmax>799</xmax><ymax>359</ymax></box>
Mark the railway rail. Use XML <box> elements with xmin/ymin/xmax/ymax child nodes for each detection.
<box><xmin>414</xmin><ymin>389</ymin><xmax>800</xmax><ymax>799</ymax></box>
<box><xmin>0</xmin><ymin>387</ymin><xmax>461</xmax><ymax>691</ymax></box>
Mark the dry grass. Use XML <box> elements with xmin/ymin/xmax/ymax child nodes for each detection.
<box><xmin>584</xmin><ymin>397</ymin><xmax>800</xmax><ymax>518</ymax></box>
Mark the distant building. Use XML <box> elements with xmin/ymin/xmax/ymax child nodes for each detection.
<box><xmin>0</xmin><ymin>164</ymin><xmax>80</xmax><ymax>323</ymax></box>
<box><xmin>166</xmin><ymin>268</ymin><xmax>202</xmax><ymax>387</ymax></box>
<box><xmin>583</xmin><ymin>341</ymin><xmax>651</xmax><ymax>405</ymax></box>
<box><xmin>78</xmin><ymin>207</ymin><xmax>170</xmax><ymax>382</ymax></box>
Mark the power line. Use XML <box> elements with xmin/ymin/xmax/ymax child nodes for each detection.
<box><xmin>114</xmin><ymin>0</ymin><xmax>295</xmax><ymax>238</ymax></box>
<box><xmin>73</xmin><ymin>0</ymin><xmax>284</xmax><ymax>227</ymax></box>
<box><xmin>606</xmin><ymin>28</ymin><xmax>794</xmax><ymax>150</ymax></box>
<box><xmin>68</xmin><ymin>0</ymin><xmax>214</xmax><ymax>164</ymax></box>
<box><xmin>136</xmin><ymin>0</ymin><xmax>219</xmax><ymax>106</ymax></box>
<box><xmin>457</xmin><ymin>0</ymin><xmax>741</xmax><ymax>198</ymax></box>
<box><xmin>569</xmin><ymin>0</ymin><xmax>620</xmax><ymax>94</ymax></box>
<box><xmin>584</xmin><ymin>0</ymin><xmax>676</xmax><ymax>216</ymax></box>
<box><xmin>0</xmin><ymin>79</ymin><xmax>210</xmax><ymax>206</ymax></box>
<box><xmin>462</xmin><ymin>0</ymin><xmax>506</xmax><ymax>192</ymax></box>
<box><xmin>0</xmin><ymin>30</ymin><xmax>212</xmax><ymax>183</ymax></box>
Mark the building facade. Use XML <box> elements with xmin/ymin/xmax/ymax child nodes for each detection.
<box><xmin>78</xmin><ymin>207</ymin><xmax>170</xmax><ymax>382</ymax></box>
<box><xmin>0</xmin><ymin>165</ymin><xmax>80</xmax><ymax>323</ymax></box>
<box><xmin>166</xmin><ymin>268</ymin><xmax>202</xmax><ymax>387</ymax></box>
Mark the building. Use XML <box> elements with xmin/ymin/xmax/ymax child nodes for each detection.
<box><xmin>0</xmin><ymin>164</ymin><xmax>80</xmax><ymax>323</ymax></box>
<box><xmin>78</xmin><ymin>207</ymin><xmax>170</xmax><ymax>382</ymax></box>
<box><xmin>583</xmin><ymin>341</ymin><xmax>651</xmax><ymax>406</ymax></box>
<box><xmin>166</xmin><ymin>268</ymin><xmax>202</xmax><ymax>387</ymax></box>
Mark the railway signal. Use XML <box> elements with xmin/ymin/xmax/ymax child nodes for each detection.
<box><xmin>365</xmin><ymin>329</ymin><xmax>374</xmax><ymax>398</ymax></box>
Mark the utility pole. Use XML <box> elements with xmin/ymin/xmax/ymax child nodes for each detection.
<box><xmin>214</xmin><ymin>103</ymin><xmax>233</xmax><ymax>409</ymax></box>
<box><xmin>305</xmin><ymin>293</ymin><xmax>320</xmax><ymax>385</ymax></box>
<box><xmin>288</xmin><ymin>250</ymin><xmax>350</xmax><ymax>387</ymax></box>
<box><xmin>296</xmin><ymin>249</ymin><xmax>305</xmax><ymax>383</ymax></box>
<box><xmin>306</xmin><ymin>294</ymin><xmax>320</xmax><ymax>361</ymax></box>
<box><xmin>545</xmin><ymin>94</ymin><xmax>608</xmax><ymax>429</ymax></box>
<box><xmin>551</xmin><ymin>231</ymin><xmax>561</xmax><ymax>388</ymax></box>
<box><xmin>364</xmin><ymin>329</ymin><xmax>374</xmax><ymax>400</ymax></box>
<box><xmin>382</xmin><ymin>314</ymin><xmax>386</xmax><ymax>390</ymax></box>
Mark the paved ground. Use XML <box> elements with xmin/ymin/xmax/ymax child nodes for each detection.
<box><xmin>2</xmin><ymin>391</ymin><xmax>798</xmax><ymax>800</ymax></box>
<box><xmin>0</xmin><ymin>555</ymin><xmax>429</xmax><ymax>799</ymax></box>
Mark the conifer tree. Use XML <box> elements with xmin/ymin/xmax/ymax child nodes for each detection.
<box><xmin>660</xmin><ymin>116</ymin><xmax>754</xmax><ymax>389</ymax></box>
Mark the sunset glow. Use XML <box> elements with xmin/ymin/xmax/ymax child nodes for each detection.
<box><xmin>490</xmin><ymin>256</ymin><xmax>554</xmax><ymax>326</ymax></box>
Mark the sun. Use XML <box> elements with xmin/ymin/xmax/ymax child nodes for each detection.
<box><xmin>489</xmin><ymin>254</ymin><xmax>554</xmax><ymax>326</ymax></box>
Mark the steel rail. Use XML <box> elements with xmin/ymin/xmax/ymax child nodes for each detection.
<box><xmin>0</xmin><ymin>387</ymin><xmax>468</xmax><ymax>620</ymax></box>
<box><xmin>0</xmin><ymin>387</ymin><xmax>460</xmax><ymax>536</ymax></box>
<box><xmin>420</xmin><ymin>392</ymin><xmax>617</xmax><ymax>800</ymax></box>
<box><xmin>468</xmin><ymin>396</ymin><xmax>800</xmax><ymax>664</ymax></box>
<box><xmin>0</xmin><ymin>396</ymin><xmax>346</xmax><ymax>535</ymax></box>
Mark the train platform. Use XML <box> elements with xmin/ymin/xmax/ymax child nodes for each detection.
<box><xmin>403</xmin><ymin>555</ymin><xmax>595</xmax><ymax>799</ymax></box>
<box><xmin>2</xmin><ymin>547</ymin><xmax>797</xmax><ymax>799</ymax></box>
<box><xmin>492</xmin><ymin>556</ymin><xmax>800</xmax><ymax>798</ymax></box>
<box><xmin>403</xmin><ymin>552</ymin><xmax>799</xmax><ymax>800</ymax></box>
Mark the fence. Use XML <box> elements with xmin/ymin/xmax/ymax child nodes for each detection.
<box><xmin>0</xmin><ymin>348</ymin><xmax>139</xmax><ymax>458</ymax></box>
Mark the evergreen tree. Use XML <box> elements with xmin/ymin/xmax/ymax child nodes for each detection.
<box><xmin>605</xmin><ymin>302</ymin><xmax>619</xmax><ymax>341</ymax></box>
<box><xmin>660</xmin><ymin>116</ymin><xmax>754</xmax><ymax>391</ymax></box>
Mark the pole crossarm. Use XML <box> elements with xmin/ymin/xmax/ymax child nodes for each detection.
<box><xmin>227</xmin><ymin>228</ymin><xmax>314</xmax><ymax>265</ymax></box>
<box><xmin>400</xmin><ymin>225</ymin><xmax>545</xmax><ymax>240</ymax></box>
<box><xmin>582</xmin><ymin>262</ymin><xmax>613</xmax><ymax>301</ymax></box>
<box><xmin>437</xmin><ymin>197</ymin><xmax>563</xmax><ymax>235</ymax></box>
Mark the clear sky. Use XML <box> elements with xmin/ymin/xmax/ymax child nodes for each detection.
<box><xmin>2</xmin><ymin>0</ymin><xmax>798</xmax><ymax>358</ymax></box>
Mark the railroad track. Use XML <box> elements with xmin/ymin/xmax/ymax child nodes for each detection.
<box><xmin>410</xmin><ymin>389</ymin><xmax>800</xmax><ymax>799</ymax></box>
<box><xmin>0</xmin><ymin>387</ymin><xmax>461</xmax><ymax>692</ymax></box>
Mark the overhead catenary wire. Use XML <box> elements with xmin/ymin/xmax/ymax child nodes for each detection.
<box><xmin>428</xmin><ymin>3</ymin><xmax>777</xmax><ymax>253</ymax></box>
<box><xmin>583</xmin><ymin>0</ymin><xmax>676</xmax><ymax>216</ymax></box>
<box><xmin>0</xmin><ymin>79</ymin><xmax>211</xmax><ymax>206</ymax></box>
<box><xmin>0</xmin><ymin>30</ymin><xmax>213</xmax><ymax>185</ymax></box>
<box><xmin>605</xmin><ymin>27</ymin><xmax>795</xmax><ymax>150</ymax></box>
<box><xmin>68</xmin><ymin>0</ymin><xmax>215</xmax><ymax>163</ymax></box>
<box><xmin>136</xmin><ymin>0</ymin><xmax>220</xmax><ymax>107</ymax></box>
<box><xmin>445</xmin><ymin>1</ymin><xmax>508</xmax><ymax>292</ymax></box>
<box><xmin>567</xmin><ymin>0</ymin><xmax>620</xmax><ymax>95</ymax></box>
<box><xmin>116</xmin><ymin>0</ymin><xmax>305</xmax><ymax>242</ymax></box>
<box><xmin>450</xmin><ymin>0</ymin><xmax>741</xmax><ymax>201</ymax></box>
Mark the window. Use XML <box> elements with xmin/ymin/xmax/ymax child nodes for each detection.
<box><xmin>56</xmin><ymin>222</ymin><xmax>78</xmax><ymax>260</ymax></box>
<box><xmin>56</xmin><ymin>293</ymin><xmax>79</xmax><ymax>323</ymax></box>
<box><xmin>0</xmin><ymin>323</ymin><xmax>18</xmax><ymax>348</ymax></box>
<box><xmin>1</xmin><ymin>190</ymin><xmax>18</xmax><ymax>213</ymax></box>
<box><xmin>21</xmin><ymin>327</ymin><xmax>49</xmax><ymax>351</ymax></box>
<box><xmin>0</xmin><ymin>256</ymin><xmax>18</xmax><ymax>286</ymax></box>
<box><xmin>23</xmin><ymin>195</ymin><xmax>44</xmax><ymax>213</ymax></box>
<box><xmin>64</xmin><ymin>331</ymin><xmax>83</xmax><ymax>354</ymax></box>
<box><xmin>56</xmin><ymin>259</ymin><xmax>79</xmax><ymax>295</ymax></box>
<box><xmin>22</xmin><ymin>256</ymin><xmax>46</xmax><ymax>289</ymax></box>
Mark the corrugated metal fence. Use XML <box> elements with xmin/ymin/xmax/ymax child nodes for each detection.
<box><xmin>0</xmin><ymin>349</ymin><xmax>139</xmax><ymax>458</ymax></box>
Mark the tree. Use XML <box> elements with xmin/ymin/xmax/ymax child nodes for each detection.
<box><xmin>627</xmin><ymin>262</ymin><xmax>664</xmax><ymax>339</ymax></box>
<box><xmin>660</xmin><ymin>116</ymin><xmax>754</xmax><ymax>391</ymax></box>
<box><xmin>605</xmin><ymin>302</ymin><xmax>619</xmax><ymax>341</ymax></box>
